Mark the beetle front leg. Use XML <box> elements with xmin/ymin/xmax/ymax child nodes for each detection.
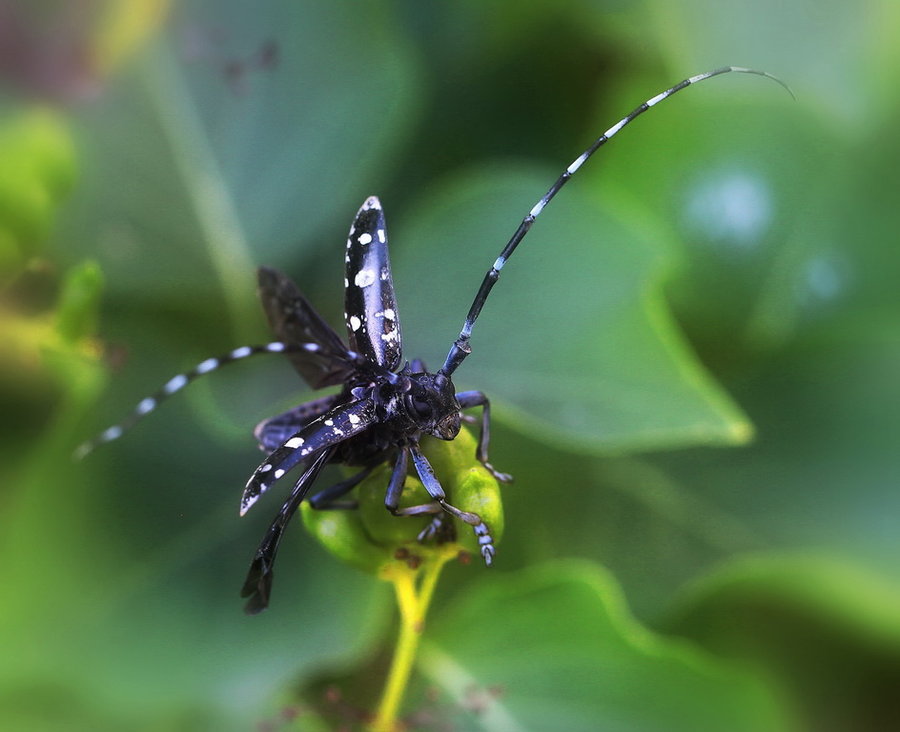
<box><xmin>455</xmin><ymin>390</ymin><xmax>513</xmax><ymax>483</ymax></box>
<box><xmin>408</xmin><ymin>443</ymin><xmax>496</xmax><ymax>566</ymax></box>
<box><xmin>383</xmin><ymin>451</ymin><xmax>448</xmax><ymax>543</ymax></box>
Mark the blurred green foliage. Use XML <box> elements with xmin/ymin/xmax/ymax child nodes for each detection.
<box><xmin>2</xmin><ymin>0</ymin><xmax>899</xmax><ymax>730</ymax></box>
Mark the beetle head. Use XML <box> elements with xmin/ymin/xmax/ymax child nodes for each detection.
<box><xmin>404</xmin><ymin>371</ymin><xmax>460</xmax><ymax>440</ymax></box>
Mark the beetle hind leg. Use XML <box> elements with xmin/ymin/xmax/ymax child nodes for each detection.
<box><xmin>307</xmin><ymin>465</ymin><xmax>374</xmax><ymax>510</ymax></box>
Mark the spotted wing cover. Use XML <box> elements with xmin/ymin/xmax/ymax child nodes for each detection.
<box><xmin>240</xmin><ymin>396</ymin><xmax>378</xmax><ymax>515</ymax></box>
<box><xmin>344</xmin><ymin>196</ymin><xmax>402</xmax><ymax>370</ymax></box>
<box><xmin>257</xmin><ymin>266</ymin><xmax>355</xmax><ymax>389</ymax></box>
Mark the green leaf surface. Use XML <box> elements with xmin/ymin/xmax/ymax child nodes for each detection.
<box><xmin>643</xmin><ymin>0</ymin><xmax>900</xmax><ymax>127</ymax></box>
<box><xmin>589</xmin><ymin>86</ymin><xmax>826</xmax><ymax>360</ymax></box>
<box><xmin>63</xmin><ymin>0</ymin><xmax>418</xmax><ymax>339</ymax></box>
<box><xmin>648</xmin><ymin>325</ymin><xmax>900</xmax><ymax>585</ymax></box>
<box><xmin>392</xmin><ymin>168</ymin><xmax>752</xmax><ymax>453</ymax></box>
<box><xmin>665</xmin><ymin>555</ymin><xmax>900</xmax><ymax>731</ymax></box>
<box><xmin>420</xmin><ymin>561</ymin><xmax>792</xmax><ymax>731</ymax></box>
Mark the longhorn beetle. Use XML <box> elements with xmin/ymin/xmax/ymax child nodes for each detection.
<box><xmin>77</xmin><ymin>66</ymin><xmax>791</xmax><ymax>613</ymax></box>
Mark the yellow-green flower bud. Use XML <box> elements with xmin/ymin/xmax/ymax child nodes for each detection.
<box><xmin>300</xmin><ymin>428</ymin><xmax>504</xmax><ymax>572</ymax></box>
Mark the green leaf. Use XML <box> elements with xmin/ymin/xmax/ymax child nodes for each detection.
<box><xmin>393</xmin><ymin>167</ymin><xmax>752</xmax><ymax>452</ymax></box>
<box><xmin>665</xmin><ymin>554</ymin><xmax>900</xmax><ymax>731</ymax></box>
<box><xmin>420</xmin><ymin>560</ymin><xmax>792</xmax><ymax>731</ymax></box>
<box><xmin>642</xmin><ymin>0</ymin><xmax>900</xmax><ymax>126</ymax></box>
<box><xmin>63</xmin><ymin>0</ymin><xmax>419</xmax><ymax>339</ymax></box>
<box><xmin>590</xmin><ymin>85</ymin><xmax>826</xmax><ymax>360</ymax></box>
<box><xmin>648</xmin><ymin>325</ymin><xmax>900</xmax><ymax>580</ymax></box>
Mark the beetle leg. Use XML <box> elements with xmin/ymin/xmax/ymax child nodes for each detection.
<box><xmin>253</xmin><ymin>394</ymin><xmax>340</xmax><ymax>452</ymax></box>
<box><xmin>455</xmin><ymin>390</ymin><xmax>513</xmax><ymax>483</ymax></box>
<box><xmin>403</xmin><ymin>442</ymin><xmax>495</xmax><ymax>566</ymax></box>
<box><xmin>307</xmin><ymin>465</ymin><xmax>375</xmax><ymax>510</ymax></box>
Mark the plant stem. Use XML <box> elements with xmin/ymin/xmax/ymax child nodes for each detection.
<box><xmin>369</xmin><ymin>549</ymin><xmax>456</xmax><ymax>732</ymax></box>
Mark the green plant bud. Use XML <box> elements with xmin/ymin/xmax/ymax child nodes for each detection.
<box><xmin>420</xmin><ymin>429</ymin><xmax>505</xmax><ymax>555</ymax></box>
<box><xmin>419</xmin><ymin>424</ymin><xmax>479</xmax><ymax>479</ymax></box>
<box><xmin>54</xmin><ymin>260</ymin><xmax>104</xmax><ymax>343</ymax></box>
<box><xmin>357</xmin><ymin>465</ymin><xmax>433</xmax><ymax>547</ymax></box>
<box><xmin>300</xmin><ymin>501</ymin><xmax>394</xmax><ymax>573</ymax></box>
<box><xmin>450</xmin><ymin>465</ymin><xmax>505</xmax><ymax>556</ymax></box>
<box><xmin>300</xmin><ymin>429</ymin><xmax>505</xmax><ymax>571</ymax></box>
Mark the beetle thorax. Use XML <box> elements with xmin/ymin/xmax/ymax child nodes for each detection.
<box><xmin>375</xmin><ymin>369</ymin><xmax>460</xmax><ymax>441</ymax></box>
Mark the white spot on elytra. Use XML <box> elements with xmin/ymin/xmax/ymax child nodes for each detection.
<box><xmin>354</xmin><ymin>269</ymin><xmax>376</xmax><ymax>288</ymax></box>
<box><xmin>260</xmin><ymin>463</ymin><xmax>273</xmax><ymax>472</ymax></box>
<box><xmin>377</xmin><ymin>229</ymin><xmax>386</xmax><ymax>243</ymax></box>
<box><xmin>240</xmin><ymin>496</ymin><xmax>257</xmax><ymax>516</ymax></box>
<box><xmin>383</xmin><ymin>308</ymin><xmax>395</xmax><ymax>320</ymax></box>
<box><xmin>358</xmin><ymin>232</ymin><xmax>372</xmax><ymax>245</ymax></box>
<box><xmin>348</xmin><ymin>413</ymin><xmax>360</xmax><ymax>425</ymax></box>
<box><xmin>324</xmin><ymin>419</ymin><xmax>334</xmax><ymax>426</ymax></box>
<box><xmin>274</xmin><ymin>469</ymin><xmax>285</xmax><ymax>479</ymax></box>
<box><xmin>349</xmin><ymin>316</ymin><xmax>362</xmax><ymax>332</ymax></box>
<box><xmin>285</xmin><ymin>436</ymin><xmax>305</xmax><ymax>449</ymax></box>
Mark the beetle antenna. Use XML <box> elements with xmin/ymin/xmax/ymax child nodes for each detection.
<box><xmin>73</xmin><ymin>341</ymin><xmax>349</xmax><ymax>460</ymax></box>
<box><xmin>440</xmin><ymin>66</ymin><xmax>792</xmax><ymax>376</ymax></box>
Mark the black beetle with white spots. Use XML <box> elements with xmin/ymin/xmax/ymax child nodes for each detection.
<box><xmin>76</xmin><ymin>67</ymin><xmax>791</xmax><ymax>614</ymax></box>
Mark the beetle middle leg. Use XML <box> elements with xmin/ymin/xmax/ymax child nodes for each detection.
<box><xmin>307</xmin><ymin>465</ymin><xmax>375</xmax><ymax>510</ymax></box>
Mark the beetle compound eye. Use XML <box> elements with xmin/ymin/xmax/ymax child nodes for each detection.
<box><xmin>408</xmin><ymin>394</ymin><xmax>433</xmax><ymax>421</ymax></box>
